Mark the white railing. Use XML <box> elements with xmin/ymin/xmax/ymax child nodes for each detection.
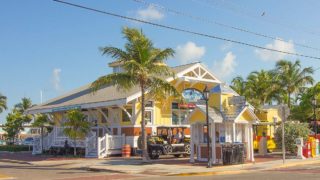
<box><xmin>32</xmin><ymin>136</ymin><xmax>42</xmax><ymax>154</ymax></box>
<box><xmin>85</xmin><ymin>134</ymin><xmax>97</xmax><ymax>157</ymax></box>
<box><xmin>98</xmin><ymin>136</ymin><xmax>107</xmax><ymax>158</ymax></box>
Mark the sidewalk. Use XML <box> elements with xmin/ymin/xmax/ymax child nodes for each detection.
<box><xmin>74</xmin><ymin>156</ymin><xmax>320</xmax><ymax>176</ymax></box>
<box><xmin>11</xmin><ymin>152</ymin><xmax>320</xmax><ymax>176</ymax></box>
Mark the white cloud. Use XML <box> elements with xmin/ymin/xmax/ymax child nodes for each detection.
<box><xmin>137</xmin><ymin>5</ymin><xmax>164</xmax><ymax>21</ymax></box>
<box><xmin>213</xmin><ymin>52</ymin><xmax>237</xmax><ymax>79</ymax></box>
<box><xmin>175</xmin><ymin>42</ymin><xmax>206</xmax><ymax>64</ymax></box>
<box><xmin>52</xmin><ymin>68</ymin><xmax>62</xmax><ymax>91</ymax></box>
<box><xmin>255</xmin><ymin>38</ymin><xmax>295</xmax><ymax>61</ymax></box>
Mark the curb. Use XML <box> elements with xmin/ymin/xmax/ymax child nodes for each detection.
<box><xmin>168</xmin><ymin>158</ymin><xmax>320</xmax><ymax>176</ymax></box>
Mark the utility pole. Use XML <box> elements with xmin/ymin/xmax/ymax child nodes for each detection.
<box><xmin>281</xmin><ymin>104</ymin><xmax>288</xmax><ymax>164</ymax></box>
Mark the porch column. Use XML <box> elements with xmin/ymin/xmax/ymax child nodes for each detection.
<box><xmin>245</xmin><ymin>124</ymin><xmax>250</xmax><ymax>160</ymax></box>
<box><xmin>249</xmin><ymin>124</ymin><xmax>255</xmax><ymax>162</ymax></box>
<box><xmin>232</xmin><ymin>123</ymin><xmax>236</xmax><ymax>143</ymax></box>
<box><xmin>211</xmin><ymin>123</ymin><xmax>216</xmax><ymax>164</ymax></box>
<box><xmin>190</xmin><ymin>125</ymin><xmax>195</xmax><ymax>163</ymax></box>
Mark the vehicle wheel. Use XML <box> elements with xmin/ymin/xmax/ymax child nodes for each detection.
<box><xmin>149</xmin><ymin>149</ymin><xmax>157</xmax><ymax>159</ymax></box>
<box><xmin>184</xmin><ymin>144</ymin><xmax>191</xmax><ymax>155</ymax></box>
<box><xmin>163</xmin><ymin>145</ymin><xmax>173</xmax><ymax>154</ymax></box>
<box><xmin>174</xmin><ymin>154</ymin><xmax>181</xmax><ymax>158</ymax></box>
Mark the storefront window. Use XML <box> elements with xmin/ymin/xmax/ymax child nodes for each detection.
<box><xmin>172</xmin><ymin>102</ymin><xmax>194</xmax><ymax>125</ymax></box>
<box><xmin>144</xmin><ymin>110</ymin><xmax>152</xmax><ymax>124</ymax></box>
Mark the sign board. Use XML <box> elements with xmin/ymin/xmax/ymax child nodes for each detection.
<box><xmin>52</xmin><ymin>105</ymin><xmax>81</xmax><ymax>112</ymax></box>
<box><xmin>228</xmin><ymin>96</ymin><xmax>246</xmax><ymax>106</ymax></box>
<box><xmin>295</xmin><ymin>138</ymin><xmax>303</xmax><ymax>146</ymax></box>
<box><xmin>182</xmin><ymin>88</ymin><xmax>204</xmax><ymax>103</ymax></box>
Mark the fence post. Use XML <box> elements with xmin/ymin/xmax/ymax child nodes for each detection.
<box><xmin>105</xmin><ymin>133</ymin><xmax>109</xmax><ymax>156</ymax></box>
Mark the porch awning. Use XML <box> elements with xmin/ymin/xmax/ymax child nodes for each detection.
<box><xmin>188</xmin><ymin>104</ymin><xmax>224</xmax><ymax>123</ymax></box>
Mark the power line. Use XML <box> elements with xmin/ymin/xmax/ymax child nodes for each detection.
<box><xmin>132</xmin><ymin>0</ymin><xmax>320</xmax><ymax>51</ymax></box>
<box><xmin>192</xmin><ymin>0</ymin><xmax>320</xmax><ymax>38</ymax></box>
<box><xmin>53</xmin><ymin>0</ymin><xmax>320</xmax><ymax>61</ymax></box>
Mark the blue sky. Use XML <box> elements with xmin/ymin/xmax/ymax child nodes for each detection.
<box><xmin>1</xmin><ymin>0</ymin><xmax>320</xmax><ymax>123</ymax></box>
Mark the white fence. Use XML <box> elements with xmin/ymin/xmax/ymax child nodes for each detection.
<box><xmin>33</xmin><ymin>127</ymin><xmax>126</xmax><ymax>158</ymax></box>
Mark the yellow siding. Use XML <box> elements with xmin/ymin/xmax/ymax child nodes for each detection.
<box><xmin>221</xmin><ymin>94</ymin><xmax>233</xmax><ymax>109</ymax></box>
<box><xmin>189</xmin><ymin>109</ymin><xmax>206</xmax><ymax>124</ymax></box>
<box><xmin>209</xmin><ymin>94</ymin><xmax>220</xmax><ymax>109</ymax></box>
<box><xmin>239</xmin><ymin>110</ymin><xmax>253</xmax><ymax>121</ymax></box>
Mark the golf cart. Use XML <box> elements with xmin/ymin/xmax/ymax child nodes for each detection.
<box><xmin>147</xmin><ymin>126</ymin><xmax>191</xmax><ymax>159</ymax></box>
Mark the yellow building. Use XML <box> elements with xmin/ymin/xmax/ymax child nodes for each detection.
<box><xmin>27</xmin><ymin>62</ymin><xmax>260</xmax><ymax>160</ymax></box>
<box><xmin>187</xmin><ymin>84</ymin><xmax>259</xmax><ymax>163</ymax></box>
<box><xmin>28</xmin><ymin>62</ymin><xmax>222</xmax><ymax>157</ymax></box>
<box><xmin>254</xmin><ymin>106</ymin><xmax>282</xmax><ymax>152</ymax></box>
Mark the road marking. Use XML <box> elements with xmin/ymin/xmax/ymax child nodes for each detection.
<box><xmin>0</xmin><ymin>173</ymin><xmax>14</xmax><ymax>180</ymax></box>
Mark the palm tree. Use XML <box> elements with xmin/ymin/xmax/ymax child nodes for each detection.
<box><xmin>91</xmin><ymin>27</ymin><xmax>180</xmax><ymax>161</ymax></box>
<box><xmin>13</xmin><ymin>97</ymin><xmax>34</xmax><ymax>124</ymax></box>
<box><xmin>275</xmin><ymin>60</ymin><xmax>314</xmax><ymax>109</ymax></box>
<box><xmin>0</xmin><ymin>93</ymin><xmax>7</xmax><ymax>113</ymax></box>
<box><xmin>230</xmin><ymin>76</ymin><xmax>246</xmax><ymax>96</ymax></box>
<box><xmin>63</xmin><ymin>110</ymin><xmax>91</xmax><ymax>156</ymax></box>
<box><xmin>245</xmin><ymin>70</ymin><xmax>278</xmax><ymax>107</ymax></box>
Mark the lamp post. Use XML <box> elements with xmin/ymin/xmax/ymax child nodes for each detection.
<box><xmin>312</xmin><ymin>96</ymin><xmax>317</xmax><ymax>138</ymax></box>
<box><xmin>203</xmin><ymin>85</ymin><xmax>211</xmax><ymax>168</ymax></box>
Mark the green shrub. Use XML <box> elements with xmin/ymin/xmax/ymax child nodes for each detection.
<box><xmin>0</xmin><ymin>145</ymin><xmax>33</xmax><ymax>152</ymax></box>
<box><xmin>275</xmin><ymin>122</ymin><xmax>310</xmax><ymax>153</ymax></box>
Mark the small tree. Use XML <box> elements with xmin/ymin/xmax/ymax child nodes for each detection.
<box><xmin>63</xmin><ymin>110</ymin><xmax>91</xmax><ymax>156</ymax></box>
<box><xmin>3</xmin><ymin>110</ymin><xmax>25</xmax><ymax>144</ymax></box>
<box><xmin>275</xmin><ymin>122</ymin><xmax>310</xmax><ymax>153</ymax></box>
<box><xmin>32</xmin><ymin>114</ymin><xmax>54</xmax><ymax>151</ymax></box>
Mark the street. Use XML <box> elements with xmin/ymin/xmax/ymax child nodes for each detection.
<box><xmin>1</xmin><ymin>158</ymin><xmax>320</xmax><ymax>180</ymax></box>
<box><xmin>0</xmin><ymin>160</ymin><xmax>145</xmax><ymax>180</ymax></box>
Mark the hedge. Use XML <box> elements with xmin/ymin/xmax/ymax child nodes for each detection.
<box><xmin>0</xmin><ymin>145</ymin><xmax>33</xmax><ymax>152</ymax></box>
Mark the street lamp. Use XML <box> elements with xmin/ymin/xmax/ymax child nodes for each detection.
<box><xmin>203</xmin><ymin>85</ymin><xmax>211</xmax><ymax>168</ymax></box>
<box><xmin>312</xmin><ymin>96</ymin><xmax>317</xmax><ymax>138</ymax></box>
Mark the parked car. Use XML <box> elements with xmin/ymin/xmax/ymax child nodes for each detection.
<box><xmin>0</xmin><ymin>140</ymin><xmax>7</xmax><ymax>146</ymax></box>
<box><xmin>14</xmin><ymin>139</ymin><xmax>23</xmax><ymax>145</ymax></box>
<box><xmin>146</xmin><ymin>126</ymin><xmax>191</xmax><ymax>159</ymax></box>
<box><xmin>23</xmin><ymin>137</ymin><xmax>34</xmax><ymax>146</ymax></box>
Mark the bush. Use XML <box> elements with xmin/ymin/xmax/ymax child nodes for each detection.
<box><xmin>275</xmin><ymin>122</ymin><xmax>310</xmax><ymax>153</ymax></box>
<box><xmin>0</xmin><ymin>145</ymin><xmax>33</xmax><ymax>152</ymax></box>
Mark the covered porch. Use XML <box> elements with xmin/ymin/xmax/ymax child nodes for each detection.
<box><xmin>188</xmin><ymin>104</ymin><xmax>258</xmax><ymax>164</ymax></box>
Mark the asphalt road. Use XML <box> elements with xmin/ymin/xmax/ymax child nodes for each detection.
<box><xmin>1</xmin><ymin>158</ymin><xmax>320</xmax><ymax>180</ymax></box>
<box><xmin>0</xmin><ymin>160</ymin><xmax>144</xmax><ymax>180</ymax></box>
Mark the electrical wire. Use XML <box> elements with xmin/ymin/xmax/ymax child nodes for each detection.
<box><xmin>52</xmin><ymin>0</ymin><xmax>320</xmax><ymax>61</ymax></box>
<box><xmin>192</xmin><ymin>0</ymin><xmax>320</xmax><ymax>38</ymax></box>
<box><xmin>131</xmin><ymin>0</ymin><xmax>320</xmax><ymax>51</ymax></box>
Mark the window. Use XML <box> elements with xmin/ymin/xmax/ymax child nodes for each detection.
<box><xmin>171</xmin><ymin>102</ymin><xmax>194</xmax><ymax>125</ymax></box>
<box><xmin>145</xmin><ymin>101</ymin><xmax>153</xmax><ymax>108</ymax></box>
<box><xmin>122</xmin><ymin>108</ymin><xmax>132</xmax><ymax>122</ymax></box>
<box><xmin>144</xmin><ymin>110</ymin><xmax>153</xmax><ymax>124</ymax></box>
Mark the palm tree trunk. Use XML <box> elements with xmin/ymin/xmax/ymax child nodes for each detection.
<box><xmin>140</xmin><ymin>82</ymin><xmax>149</xmax><ymax>161</ymax></box>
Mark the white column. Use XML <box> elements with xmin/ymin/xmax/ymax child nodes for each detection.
<box><xmin>232</xmin><ymin>123</ymin><xmax>236</xmax><ymax>143</ymax></box>
<box><xmin>211</xmin><ymin>123</ymin><xmax>216</xmax><ymax>164</ymax></box>
<box><xmin>190</xmin><ymin>125</ymin><xmax>195</xmax><ymax>163</ymax></box>
<box><xmin>249</xmin><ymin>124</ymin><xmax>255</xmax><ymax>162</ymax></box>
<box><xmin>245</xmin><ymin>124</ymin><xmax>250</xmax><ymax>160</ymax></box>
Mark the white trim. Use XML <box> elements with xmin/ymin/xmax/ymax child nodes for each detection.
<box><xmin>27</xmin><ymin>99</ymin><xmax>127</xmax><ymax>114</ymax></box>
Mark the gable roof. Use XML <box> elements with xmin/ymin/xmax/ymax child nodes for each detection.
<box><xmin>26</xmin><ymin>62</ymin><xmax>204</xmax><ymax>114</ymax></box>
